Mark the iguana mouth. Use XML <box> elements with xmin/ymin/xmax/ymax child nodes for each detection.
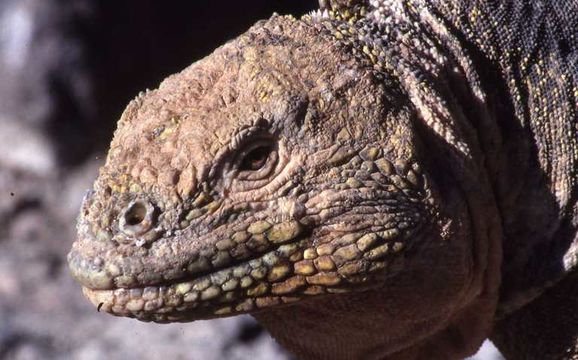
<box><xmin>71</xmin><ymin>184</ymin><xmax>419</xmax><ymax>322</ymax></box>
<box><xmin>76</xmin><ymin>227</ymin><xmax>410</xmax><ymax>322</ymax></box>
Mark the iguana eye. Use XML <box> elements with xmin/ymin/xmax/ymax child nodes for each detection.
<box><xmin>235</xmin><ymin>139</ymin><xmax>279</xmax><ymax>181</ymax></box>
<box><xmin>239</xmin><ymin>145</ymin><xmax>273</xmax><ymax>171</ymax></box>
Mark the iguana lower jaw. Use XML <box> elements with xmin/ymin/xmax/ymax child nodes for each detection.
<box><xmin>78</xmin><ymin>226</ymin><xmax>409</xmax><ymax>323</ymax></box>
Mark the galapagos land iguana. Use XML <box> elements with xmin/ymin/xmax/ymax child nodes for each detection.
<box><xmin>68</xmin><ymin>0</ymin><xmax>578</xmax><ymax>358</ymax></box>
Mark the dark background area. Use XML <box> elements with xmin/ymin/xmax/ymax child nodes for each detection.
<box><xmin>0</xmin><ymin>0</ymin><xmax>499</xmax><ymax>358</ymax></box>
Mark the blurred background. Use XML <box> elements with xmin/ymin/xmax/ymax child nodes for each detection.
<box><xmin>0</xmin><ymin>0</ymin><xmax>503</xmax><ymax>359</ymax></box>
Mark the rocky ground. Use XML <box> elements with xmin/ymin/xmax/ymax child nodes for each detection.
<box><xmin>0</xmin><ymin>1</ymin><xmax>502</xmax><ymax>359</ymax></box>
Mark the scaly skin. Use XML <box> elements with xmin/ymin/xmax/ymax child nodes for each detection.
<box><xmin>68</xmin><ymin>0</ymin><xmax>577</xmax><ymax>359</ymax></box>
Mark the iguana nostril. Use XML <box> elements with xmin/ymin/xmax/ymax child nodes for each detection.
<box><xmin>119</xmin><ymin>200</ymin><xmax>156</xmax><ymax>236</ymax></box>
<box><xmin>125</xmin><ymin>201</ymin><xmax>147</xmax><ymax>225</ymax></box>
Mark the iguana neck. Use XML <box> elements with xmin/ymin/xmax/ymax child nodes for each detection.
<box><xmin>297</xmin><ymin>2</ymin><xmax>506</xmax><ymax>358</ymax></box>
<box><xmin>311</xmin><ymin>0</ymin><xmax>578</xmax><ymax>313</ymax></box>
<box><xmin>429</xmin><ymin>0</ymin><xmax>578</xmax><ymax>313</ymax></box>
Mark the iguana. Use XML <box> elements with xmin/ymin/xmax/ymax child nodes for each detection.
<box><xmin>67</xmin><ymin>0</ymin><xmax>578</xmax><ymax>358</ymax></box>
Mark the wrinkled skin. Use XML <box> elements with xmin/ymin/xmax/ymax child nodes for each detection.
<box><xmin>68</xmin><ymin>9</ymin><xmax>503</xmax><ymax>360</ymax></box>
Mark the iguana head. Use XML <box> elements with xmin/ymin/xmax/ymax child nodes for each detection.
<box><xmin>69</xmin><ymin>7</ymin><xmax>500</xmax><ymax>359</ymax></box>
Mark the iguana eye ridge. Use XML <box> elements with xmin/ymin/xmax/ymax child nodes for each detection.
<box><xmin>239</xmin><ymin>144</ymin><xmax>273</xmax><ymax>171</ymax></box>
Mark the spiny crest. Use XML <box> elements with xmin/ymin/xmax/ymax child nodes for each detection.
<box><xmin>308</xmin><ymin>0</ymin><xmax>476</xmax><ymax>157</ymax></box>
